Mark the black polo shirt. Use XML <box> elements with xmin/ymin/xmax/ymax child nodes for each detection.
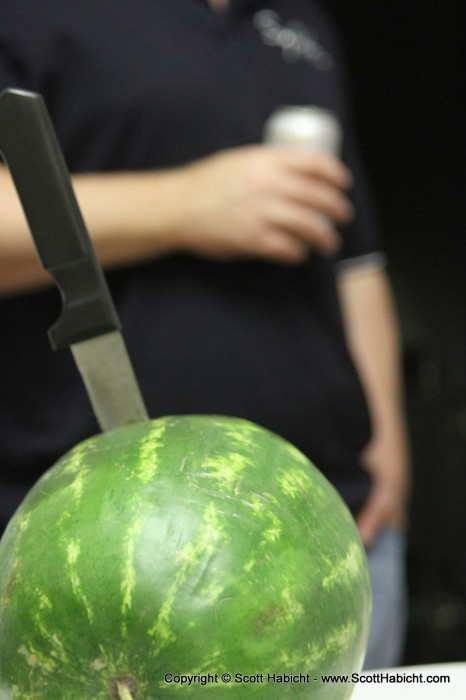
<box><xmin>0</xmin><ymin>0</ymin><xmax>380</xmax><ymax>529</ymax></box>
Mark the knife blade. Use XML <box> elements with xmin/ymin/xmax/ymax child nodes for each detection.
<box><xmin>0</xmin><ymin>88</ymin><xmax>149</xmax><ymax>431</ymax></box>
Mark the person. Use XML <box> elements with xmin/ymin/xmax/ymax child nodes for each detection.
<box><xmin>0</xmin><ymin>0</ymin><xmax>409</xmax><ymax>668</ymax></box>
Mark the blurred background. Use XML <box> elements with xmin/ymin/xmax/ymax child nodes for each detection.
<box><xmin>324</xmin><ymin>0</ymin><xmax>465</xmax><ymax>662</ymax></box>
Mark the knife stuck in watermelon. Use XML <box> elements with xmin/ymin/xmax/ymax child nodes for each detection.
<box><xmin>0</xmin><ymin>88</ymin><xmax>148</xmax><ymax>432</ymax></box>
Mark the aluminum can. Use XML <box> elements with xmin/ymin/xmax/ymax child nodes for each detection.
<box><xmin>263</xmin><ymin>106</ymin><xmax>342</xmax><ymax>155</ymax></box>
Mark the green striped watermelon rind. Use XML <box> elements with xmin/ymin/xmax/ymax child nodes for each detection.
<box><xmin>0</xmin><ymin>414</ymin><xmax>372</xmax><ymax>699</ymax></box>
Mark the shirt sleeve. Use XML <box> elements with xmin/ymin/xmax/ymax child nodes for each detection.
<box><xmin>337</xmin><ymin>117</ymin><xmax>387</xmax><ymax>271</ymax></box>
<box><xmin>315</xmin><ymin>3</ymin><xmax>387</xmax><ymax>271</ymax></box>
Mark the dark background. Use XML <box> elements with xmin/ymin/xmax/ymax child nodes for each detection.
<box><xmin>324</xmin><ymin>1</ymin><xmax>466</xmax><ymax>662</ymax></box>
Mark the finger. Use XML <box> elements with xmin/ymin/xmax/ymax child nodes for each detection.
<box><xmin>265</xmin><ymin>200</ymin><xmax>342</xmax><ymax>255</ymax></box>
<box><xmin>281</xmin><ymin>174</ymin><xmax>355</xmax><ymax>224</ymax></box>
<box><xmin>255</xmin><ymin>228</ymin><xmax>311</xmax><ymax>264</ymax></box>
<box><xmin>278</xmin><ymin>149</ymin><xmax>354</xmax><ymax>189</ymax></box>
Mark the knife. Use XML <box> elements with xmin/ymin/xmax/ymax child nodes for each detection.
<box><xmin>0</xmin><ymin>88</ymin><xmax>149</xmax><ymax>431</ymax></box>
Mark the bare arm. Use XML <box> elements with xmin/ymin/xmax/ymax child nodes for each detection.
<box><xmin>337</xmin><ymin>265</ymin><xmax>410</xmax><ymax>547</ymax></box>
<box><xmin>0</xmin><ymin>164</ymin><xmax>193</xmax><ymax>293</ymax></box>
<box><xmin>0</xmin><ymin>146</ymin><xmax>353</xmax><ymax>295</ymax></box>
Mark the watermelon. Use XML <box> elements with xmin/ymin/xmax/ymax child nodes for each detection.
<box><xmin>0</xmin><ymin>415</ymin><xmax>371</xmax><ymax>699</ymax></box>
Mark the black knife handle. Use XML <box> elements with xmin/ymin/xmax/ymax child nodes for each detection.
<box><xmin>0</xmin><ymin>88</ymin><xmax>120</xmax><ymax>349</ymax></box>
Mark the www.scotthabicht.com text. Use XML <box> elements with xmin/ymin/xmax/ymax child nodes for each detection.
<box><xmin>162</xmin><ymin>671</ymin><xmax>451</xmax><ymax>687</ymax></box>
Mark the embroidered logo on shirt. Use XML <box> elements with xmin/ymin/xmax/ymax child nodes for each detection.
<box><xmin>253</xmin><ymin>10</ymin><xmax>333</xmax><ymax>70</ymax></box>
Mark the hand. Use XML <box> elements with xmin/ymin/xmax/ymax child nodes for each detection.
<box><xmin>356</xmin><ymin>438</ymin><xmax>410</xmax><ymax>548</ymax></box>
<box><xmin>174</xmin><ymin>145</ymin><xmax>354</xmax><ymax>264</ymax></box>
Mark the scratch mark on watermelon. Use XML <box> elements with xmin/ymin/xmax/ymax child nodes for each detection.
<box><xmin>147</xmin><ymin>501</ymin><xmax>227</xmax><ymax>651</ymax></box>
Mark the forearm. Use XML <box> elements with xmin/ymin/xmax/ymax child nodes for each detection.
<box><xmin>0</xmin><ymin>165</ymin><xmax>185</xmax><ymax>295</ymax></box>
<box><xmin>339</xmin><ymin>267</ymin><xmax>407</xmax><ymax>453</ymax></box>
<box><xmin>337</xmin><ymin>266</ymin><xmax>410</xmax><ymax>539</ymax></box>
